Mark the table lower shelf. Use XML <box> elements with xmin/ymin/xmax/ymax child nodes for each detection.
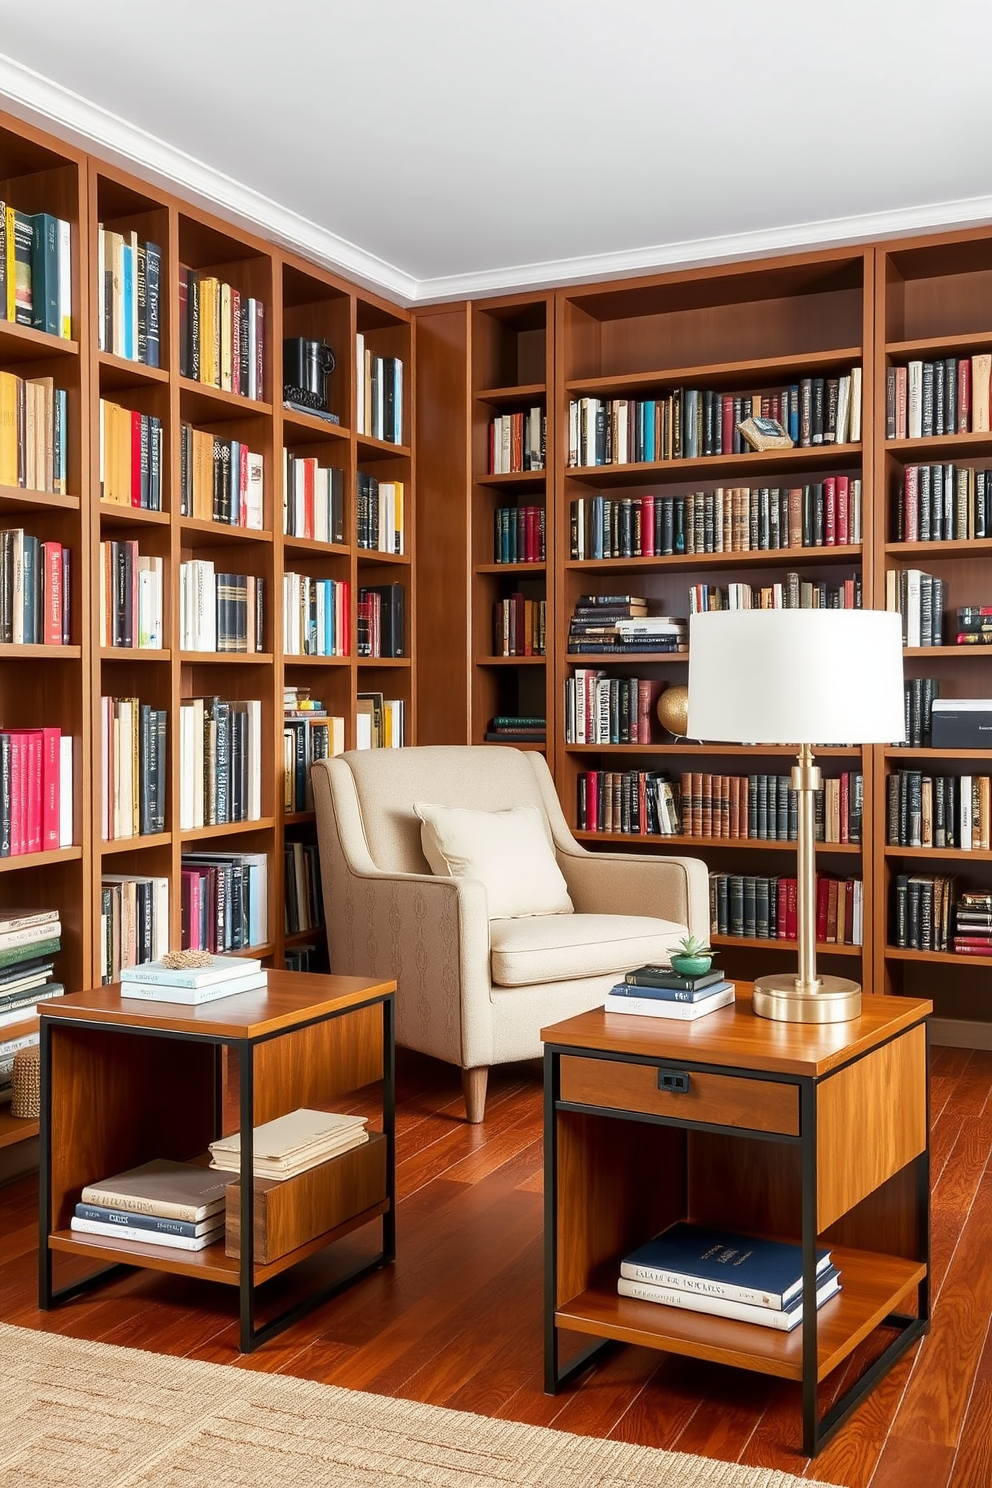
<box><xmin>48</xmin><ymin>1199</ymin><xmax>389</xmax><ymax>1288</ymax></box>
<box><xmin>556</xmin><ymin>1246</ymin><xmax>926</xmax><ymax>1383</ymax></box>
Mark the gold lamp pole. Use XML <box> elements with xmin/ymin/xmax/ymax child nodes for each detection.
<box><xmin>751</xmin><ymin>742</ymin><xmax>861</xmax><ymax>1024</ymax></box>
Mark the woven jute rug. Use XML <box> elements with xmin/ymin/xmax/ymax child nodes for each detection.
<box><xmin>0</xmin><ymin>1323</ymin><xmax>840</xmax><ymax>1487</ymax></box>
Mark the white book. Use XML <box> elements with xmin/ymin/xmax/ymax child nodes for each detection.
<box><xmin>568</xmin><ymin>400</ymin><xmax>579</xmax><ymax>467</ymax></box>
<box><xmin>121</xmin><ymin>953</ymin><xmax>261</xmax><ymax>988</ymax></box>
<box><xmin>59</xmin><ymin>735</ymin><xmax>73</xmax><ymax>847</ymax></box>
<box><xmin>355</xmin><ymin>332</ymin><xmax>365</xmax><ymax>434</ymax></box>
<box><xmin>604</xmin><ymin>986</ymin><xmax>736</xmax><ymax>1021</ymax></box>
<box><xmin>960</xmin><ymin>776</ymin><xmax>973</xmax><ymax>851</ymax></box>
<box><xmin>247</xmin><ymin>699</ymin><xmax>262</xmax><ymax>821</ymax></box>
<box><xmin>58</xmin><ymin>218</ymin><xmax>72</xmax><ymax>340</ymax></box>
<box><xmin>907</xmin><ymin>361</ymin><xmax>923</xmax><ymax>439</ymax></box>
<box><xmin>850</xmin><ymin>366</ymin><xmax>863</xmax><ymax>443</ymax></box>
<box><xmin>120</xmin><ymin>969</ymin><xmax>267</xmax><ymax>1004</ymax></box>
<box><xmin>0</xmin><ymin>1031</ymin><xmax>39</xmax><ymax>1061</ymax></box>
<box><xmin>246</xmin><ymin>451</ymin><xmax>264</xmax><ymax>529</ymax></box>
<box><xmin>71</xmin><ymin>1216</ymin><xmax>223</xmax><ymax>1251</ymax></box>
<box><xmin>835</xmin><ymin>375</ymin><xmax>851</xmax><ymax>446</ymax></box>
<box><xmin>0</xmin><ymin>988</ymin><xmax>64</xmax><ymax>1029</ymax></box>
<box><xmin>210</xmin><ymin>1107</ymin><xmax>367</xmax><ymax>1163</ymax></box>
<box><xmin>617</xmin><ymin>1269</ymin><xmax>840</xmax><ymax>1330</ymax></box>
<box><xmin>905</xmin><ymin>570</ymin><xmax>922</xmax><ymax>648</ymax></box>
<box><xmin>152</xmin><ymin>877</ymin><xmax>169</xmax><ymax>961</ymax></box>
<box><xmin>178</xmin><ymin>703</ymin><xmax>194</xmax><ymax>831</ymax></box>
<box><xmin>97</xmin><ymin>223</ymin><xmax>106</xmax><ymax>351</ymax></box>
<box><xmin>0</xmin><ymin>919</ymin><xmax>62</xmax><ymax>951</ymax></box>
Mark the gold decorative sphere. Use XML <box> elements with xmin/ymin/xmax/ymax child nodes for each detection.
<box><xmin>657</xmin><ymin>684</ymin><xmax>689</xmax><ymax>738</ymax></box>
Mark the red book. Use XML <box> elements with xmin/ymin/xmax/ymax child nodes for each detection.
<box><xmin>721</xmin><ymin>396</ymin><xmax>734</xmax><ymax>454</ymax></box>
<box><xmin>835</xmin><ymin>475</ymin><xmax>850</xmax><ymax>544</ymax></box>
<box><xmin>958</xmin><ymin>358</ymin><xmax>971</xmax><ymax>433</ymax></box>
<box><xmin>816</xmin><ymin>876</ymin><xmax>829</xmax><ymax>944</ymax></box>
<box><xmin>41</xmin><ymin>541</ymin><xmax>62</xmax><ymax>645</ymax></box>
<box><xmin>587</xmin><ymin>771</ymin><xmax>599</xmax><ymax>833</ymax></box>
<box><xmin>785</xmin><ymin>878</ymin><xmax>798</xmax><ymax>940</ymax></box>
<box><xmin>777</xmin><ymin>876</ymin><xmax>789</xmax><ymax>938</ymax></box>
<box><xmin>303</xmin><ymin>459</ymin><xmax>315</xmax><ymax>540</ymax></box>
<box><xmin>680</xmin><ymin>772</ymin><xmax>694</xmax><ymax>835</ymax></box>
<box><xmin>8</xmin><ymin>731</ymin><xmax>24</xmax><ymax>856</ymax></box>
<box><xmin>15</xmin><ymin>729</ymin><xmax>42</xmax><ymax>855</ymax></box>
<box><xmin>826</xmin><ymin>878</ymin><xmax>839</xmax><ymax>943</ymax></box>
<box><xmin>525</xmin><ymin>506</ymin><xmax>538</xmax><ymax>562</ymax></box>
<box><xmin>641</xmin><ymin>495</ymin><xmax>655</xmax><ymax>556</ymax></box>
<box><xmin>130</xmin><ymin>411</ymin><xmax>142</xmax><ymax>506</ymax></box>
<box><xmin>636</xmin><ymin>680</ymin><xmax>661</xmax><ymax>745</ymax></box>
<box><xmin>239</xmin><ymin>443</ymin><xmax>249</xmax><ymax>526</ymax></box>
<box><xmin>38</xmin><ymin>724</ymin><xmax>60</xmax><ymax>850</ymax></box>
<box><xmin>824</xmin><ymin>477</ymin><xmax>837</xmax><ymax>545</ymax></box>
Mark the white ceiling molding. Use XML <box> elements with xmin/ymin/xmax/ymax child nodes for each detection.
<box><xmin>2</xmin><ymin>48</ymin><xmax>992</xmax><ymax>310</ymax></box>
<box><xmin>0</xmin><ymin>52</ymin><xmax>419</xmax><ymax>304</ymax></box>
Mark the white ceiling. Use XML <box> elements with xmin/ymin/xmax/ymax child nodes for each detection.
<box><xmin>3</xmin><ymin>0</ymin><xmax>992</xmax><ymax>303</ymax></box>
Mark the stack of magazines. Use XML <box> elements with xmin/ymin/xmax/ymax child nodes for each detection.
<box><xmin>603</xmin><ymin>964</ymin><xmax>735</xmax><ymax>1020</ymax></box>
<box><xmin>208</xmin><ymin>1107</ymin><xmax>368</xmax><ymax>1180</ymax></box>
<box><xmin>618</xmin><ymin>1222</ymin><xmax>840</xmax><ymax>1331</ymax></box>
<box><xmin>119</xmin><ymin>954</ymin><xmax>267</xmax><ymax>1005</ymax></box>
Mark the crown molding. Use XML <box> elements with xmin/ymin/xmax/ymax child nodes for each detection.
<box><xmin>0</xmin><ymin>53</ymin><xmax>420</xmax><ymax>304</ymax></box>
<box><xmin>3</xmin><ymin>50</ymin><xmax>992</xmax><ymax>309</ymax></box>
<box><xmin>412</xmin><ymin>195</ymin><xmax>992</xmax><ymax>303</ymax></box>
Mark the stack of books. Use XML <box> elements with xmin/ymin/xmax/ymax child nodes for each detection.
<box><xmin>618</xmin><ymin>1222</ymin><xmax>841</xmax><ymax>1332</ymax></box>
<box><xmin>119</xmin><ymin>954</ymin><xmax>267</xmax><ymax>1005</ymax></box>
<box><xmin>604</xmin><ymin>964</ymin><xmax>734</xmax><ymax>1021</ymax></box>
<box><xmin>72</xmin><ymin>1159</ymin><xmax>232</xmax><ymax>1252</ymax></box>
<box><xmin>208</xmin><ymin>1107</ymin><xmax>368</xmax><ymax>1180</ymax></box>
<box><xmin>0</xmin><ymin>908</ymin><xmax>63</xmax><ymax>1100</ymax></box>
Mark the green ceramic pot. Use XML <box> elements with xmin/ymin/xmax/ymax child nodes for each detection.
<box><xmin>670</xmin><ymin>953</ymin><xmax>713</xmax><ymax>977</ymax></box>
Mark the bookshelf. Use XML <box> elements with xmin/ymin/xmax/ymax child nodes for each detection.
<box><xmin>552</xmin><ymin>254</ymin><xmax>876</xmax><ymax>992</ymax></box>
<box><xmin>0</xmin><ymin>106</ymin><xmax>417</xmax><ymax>1152</ymax></box>
<box><xmin>874</xmin><ymin>230</ymin><xmax>992</xmax><ymax>1033</ymax></box>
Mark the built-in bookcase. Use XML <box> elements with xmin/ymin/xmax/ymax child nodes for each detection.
<box><xmin>551</xmin><ymin>254</ymin><xmax>877</xmax><ymax>992</ymax></box>
<box><xmin>471</xmin><ymin>294</ymin><xmax>553</xmax><ymax>751</ymax></box>
<box><xmin>0</xmin><ymin>118</ymin><xmax>89</xmax><ymax>1148</ymax></box>
<box><xmin>875</xmin><ymin>231</ymin><xmax>992</xmax><ymax>1031</ymax></box>
<box><xmin>0</xmin><ymin>106</ymin><xmax>417</xmax><ymax>1151</ymax></box>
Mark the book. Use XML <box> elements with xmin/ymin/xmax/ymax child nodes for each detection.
<box><xmin>208</xmin><ymin>1108</ymin><xmax>369</xmax><ymax>1178</ymax></box>
<box><xmin>70</xmin><ymin>1216</ymin><xmax>223</xmax><ymax>1251</ymax></box>
<box><xmin>116</xmin><ymin>953</ymin><xmax>262</xmax><ymax>989</ymax></box>
<box><xmin>623</xmin><ymin>965</ymin><xmax>724</xmax><ymax>993</ymax></box>
<box><xmin>119</xmin><ymin>969</ymin><xmax>268</xmax><ymax>1004</ymax></box>
<box><xmin>603</xmin><ymin>985</ymin><xmax>735</xmax><ymax>1020</ymax></box>
<box><xmin>736</xmin><ymin>416</ymin><xmax>793</xmax><ymax>452</ymax></box>
<box><xmin>74</xmin><ymin>1202</ymin><xmax>219</xmax><ymax>1238</ymax></box>
<box><xmin>617</xmin><ymin>1267</ymin><xmax>841</xmax><ymax>1330</ymax></box>
<box><xmin>620</xmin><ymin>1222</ymin><xmax>832</xmax><ymax>1310</ymax></box>
<box><xmin>80</xmin><ymin>1159</ymin><xmax>234</xmax><ymax>1222</ymax></box>
<box><xmin>608</xmin><ymin>978</ymin><xmax>733</xmax><ymax>1005</ymax></box>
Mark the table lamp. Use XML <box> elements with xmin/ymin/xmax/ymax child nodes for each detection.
<box><xmin>686</xmin><ymin>608</ymin><xmax>905</xmax><ymax>1024</ymax></box>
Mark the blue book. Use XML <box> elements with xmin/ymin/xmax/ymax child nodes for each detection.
<box><xmin>621</xmin><ymin>1223</ymin><xmax>832</xmax><ymax>1311</ymax></box>
<box><xmin>643</xmin><ymin>399</ymin><xmax>656</xmax><ymax>463</ymax></box>
<box><xmin>609</xmin><ymin>978</ymin><xmax>733</xmax><ymax>1005</ymax></box>
<box><xmin>75</xmin><ymin>1202</ymin><xmax>218</xmax><ymax>1238</ymax></box>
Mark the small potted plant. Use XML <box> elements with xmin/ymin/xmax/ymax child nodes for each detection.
<box><xmin>670</xmin><ymin>934</ymin><xmax>713</xmax><ymax>977</ymax></box>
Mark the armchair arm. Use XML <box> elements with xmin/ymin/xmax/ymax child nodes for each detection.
<box><xmin>557</xmin><ymin>848</ymin><xmax>710</xmax><ymax>942</ymax></box>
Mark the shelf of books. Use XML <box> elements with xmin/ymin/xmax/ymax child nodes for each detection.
<box><xmin>0</xmin><ymin>115</ymin><xmax>89</xmax><ymax>1132</ymax></box>
<box><xmin>553</xmin><ymin>252</ymin><xmax>876</xmax><ymax>989</ymax></box>
<box><xmin>874</xmin><ymin>230</ymin><xmax>992</xmax><ymax>1035</ymax></box>
<box><xmin>470</xmin><ymin>294</ymin><xmax>552</xmax><ymax>754</ymax></box>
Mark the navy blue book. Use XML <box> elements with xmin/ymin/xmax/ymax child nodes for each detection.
<box><xmin>74</xmin><ymin>1203</ymin><xmax>217</xmax><ymax>1239</ymax></box>
<box><xmin>609</xmin><ymin>978</ymin><xmax>733</xmax><ymax>1005</ymax></box>
<box><xmin>620</xmin><ymin>1223</ymin><xmax>832</xmax><ymax>1311</ymax></box>
<box><xmin>624</xmin><ymin>965</ymin><xmax>724</xmax><ymax>994</ymax></box>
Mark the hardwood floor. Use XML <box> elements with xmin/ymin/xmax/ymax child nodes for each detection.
<box><xmin>2</xmin><ymin>1043</ymin><xmax>990</xmax><ymax>1486</ymax></box>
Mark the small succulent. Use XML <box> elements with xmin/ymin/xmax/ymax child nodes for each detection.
<box><xmin>677</xmin><ymin>934</ymin><xmax>711</xmax><ymax>957</ymax></box>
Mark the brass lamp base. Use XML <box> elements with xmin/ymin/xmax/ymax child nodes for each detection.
<box><xmin>752</xmin><ymin>974</ymin><xmax>862</xmax><ymax>1025</ymax></box>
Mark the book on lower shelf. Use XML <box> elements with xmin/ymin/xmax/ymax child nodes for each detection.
<box><xmin>208</xmin><ymin>1107</ymin><xmax>369</xmax><ymax>1180</ymax></box>
<box><xmin>603</xmin><ymin>983</ymin><xmax>734</xmax><ymax>1020</ymax></box>
<box><xmin>80</xmin><ymin>1158</ymin><xmax>234</xmax><ymax>1224</ymax></box>
<box><xmin>618</xmin><ymin>1223</ymin><xmax>840</xmax><ymax>1331</ymax></box>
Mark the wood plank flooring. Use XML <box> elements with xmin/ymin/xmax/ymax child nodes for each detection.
<box><xmin>1</xmin><ymin>1043</ymin><xmax>990</xmax><ymax>1486</ymax></box>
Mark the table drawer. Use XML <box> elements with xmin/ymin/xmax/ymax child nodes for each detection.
<box><xmin>559</xmin><ymin>1055</ymin><xmax>799</xmax><ymax>1136</ymax></box>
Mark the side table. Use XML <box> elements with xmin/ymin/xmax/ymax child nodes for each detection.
<box><xmin>39</xmin><ymin>969</ymin><xmax>395</xmax><ymax>1352</ymax></box>
<box><xmin>542</xmin><ymin>985</ymin><xmax>931</xmax><ymax>1456</ymax></box>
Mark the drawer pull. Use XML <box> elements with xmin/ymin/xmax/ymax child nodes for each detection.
<box><xmin>658</xmin><ymin>1071</ymin><xmax>690</xmax><ymax>1094</ymax></box>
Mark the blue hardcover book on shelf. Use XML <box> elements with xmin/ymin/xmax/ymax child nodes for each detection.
<box><xmin>621</xmin><ymin>1223</ymin><xmax>832</xmax><ymax>1311</ymax></box>
<box><xmin>608</xmin><ymin>979</ymin><xmax>733</xmax><ymax>1004</ymax></box>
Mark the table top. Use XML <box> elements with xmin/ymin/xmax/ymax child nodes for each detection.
<box><xmin>39</xmin><ymin>969</ymin><xmax>396</xmax><ymax>1041</ymax></box>
<box><xmin>542</xmin><ymin>985</ymin><xmax>933</xmax><ymax>1079</ymax></box>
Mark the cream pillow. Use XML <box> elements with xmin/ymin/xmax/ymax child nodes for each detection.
<box><xmin>413</xmin><ymin>802</ymin><xmax>573</xmax><ymax>919</ymax></box>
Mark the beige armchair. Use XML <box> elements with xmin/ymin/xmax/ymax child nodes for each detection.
<box><xmin>312</xmin><ymin>746</ymin><xmax>709</xmax><ymax>1122</ymax></box>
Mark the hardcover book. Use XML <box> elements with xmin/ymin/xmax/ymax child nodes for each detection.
<box><xmin>117</xmin><ymin>954</ymin><xmax>262</xmax><ymax>989</ymax></box>
<box><xmin>617</xmin><ymin>1267</ymin><xmax>840</xmax><ymax>1330</ymax></box>
<box><xmin>621</xmin><ymin>1222</ymin><xmax>832</xmax><ymax>1309</ymax></box>
<box><xmin>80</xmin><ymin>1159</ymin><xmax>234</xmax><ymax>1222</ymax></box>
<box><xmin>603</xmin><ymin>985</ymin><xmax>735</xmax><ymax>1020</ymax></box>
<box><xmin>737</xmin><ymin>416</ymin><xmax>793</xmax><ymax>452</ymax></box>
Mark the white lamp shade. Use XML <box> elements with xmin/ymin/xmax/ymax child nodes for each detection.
<box><xmin>687</xmin><ymin>608</ymin><xmax>906</xmax><ymax>744</ymax></box>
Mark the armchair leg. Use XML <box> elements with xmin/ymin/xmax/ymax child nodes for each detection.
<box><xmin>461</xmin><ymin>1067</ymin><xmax>489</xmax><ymax>1124</ymax></box>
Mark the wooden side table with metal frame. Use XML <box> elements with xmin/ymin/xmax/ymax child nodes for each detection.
<box><xmin>39</xmin><ymin>970</ymin><xmax>395</xmax><ymax>1353</ymax></box>
<box><xmin>542</xmin><ymin>985</ymin><xmax>931</xmax><ymax>1457</ymax></box>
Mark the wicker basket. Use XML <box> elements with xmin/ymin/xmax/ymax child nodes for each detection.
<box><xmin>11</xmin><ymin>1046</ymin><xmax>40</xmax><ymax>1120</ymax></box>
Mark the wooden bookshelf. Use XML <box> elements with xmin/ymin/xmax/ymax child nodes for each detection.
<box><xmin>0</xmin><ymin>106</ymin><xmax>417</xmax><ymax>1148</ymax></box>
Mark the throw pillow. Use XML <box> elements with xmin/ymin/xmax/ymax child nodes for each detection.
<box><xmin>413</xmin><ymin>802</ymin><xmax>573</xmax><ymax>919</ymax></box>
